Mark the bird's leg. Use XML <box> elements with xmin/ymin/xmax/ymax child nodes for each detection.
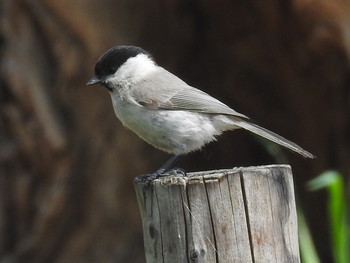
<box><xmin>134</xmin><ymin>155</ymin><xmax>184</xmax><ymax>183</ymax></box>
<box><xmin>155</xmin><ymin>155</ymin><xmax>181</xmax><ymax>175</ymax></box>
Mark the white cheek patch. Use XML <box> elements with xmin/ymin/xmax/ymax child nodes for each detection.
<box><xmin>104</xmin><ymin>73</ymin><xmax>121</xmax><ymax>86</ymax></box>
<box><xmin>113</xmin><ymin>54</ymin><xmax>157</xmax><ymax>83</ymax></box>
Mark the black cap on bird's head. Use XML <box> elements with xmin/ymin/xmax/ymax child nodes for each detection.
<box><xmin>87</xmin><ymin>45</ymin><xmax>152</xmax><ymax>86</ymax></box>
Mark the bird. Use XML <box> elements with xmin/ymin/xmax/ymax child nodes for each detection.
<box><xmin>87</xmin><ymin>45</ymin><xmax>314</xmax><ymax>179</ymax></box>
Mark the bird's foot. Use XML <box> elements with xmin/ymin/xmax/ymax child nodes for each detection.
<box><xmin>134</xmin><ymin>168</ymin><xmax>187</xmax><ymax>185</ymax></box>
<box><xmin>164</xmin><ymin>167</ymin><xmax>187</xmax><ymax>177</ymax></box>
<box><xmin>134</xmin><ymin>173</ymin><xmax>159</xmax><ymax>184</ymax></box>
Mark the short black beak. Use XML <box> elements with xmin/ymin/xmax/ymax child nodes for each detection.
<box><xmin>86</xmin><ymin>76</ymin><xmax>101</xmax><ymax>85</ymax></box>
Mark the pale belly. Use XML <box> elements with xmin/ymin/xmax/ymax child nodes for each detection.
<box><xmin>111</xmin><ymin>96</ymin><xmax>226</xmax><ymax>155</ymax></box>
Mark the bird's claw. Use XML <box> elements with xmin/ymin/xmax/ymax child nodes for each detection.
<box><xmin>134</xmin><ymin>173</ymin><xmax>158</xmax><ymax>184</ymax></box>
<box><xmin>166</xmin><ymin>167</ymin><xmax>187</xmax><ymax>177</ymax></box>
<box><xmin>134</xmin><ymin>168</ymin><xmax>187</xmax><ymax>185</ymax></box>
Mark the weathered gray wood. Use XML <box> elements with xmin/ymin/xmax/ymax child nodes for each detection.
<box><xmin>135</xmin><ymin>165</ymin><xmax>300</xmax><ymax>263</ymax></box>
<box><xmin>185</xmin><ymin>176</ymin><xmax>217</xmax><ymax>262</ymax></box>
<box><xmin>204</xmin><ymin>173</ymin><xmax>252</xmax><ymax>262</ymax></box>
<box><xmin>241</xmin><ymin>166</ymin><xmax>300</xmax><ymax>263</ymax></box>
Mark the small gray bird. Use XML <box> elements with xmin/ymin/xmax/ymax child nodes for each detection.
<box><xmin>87</xmin><ymin>45</ymin><xmax>314</xmax><ymax>177</ymax></box>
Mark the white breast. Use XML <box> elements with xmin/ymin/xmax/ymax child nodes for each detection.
<box><xmin>110</xmin><ymin>93</ymin><xmax>226</xmax><ymax>155</ymax></box>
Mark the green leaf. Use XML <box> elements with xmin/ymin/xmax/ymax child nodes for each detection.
<box><xmin>307</xmin><ymin>171</ymin><xmax>349</xmax><ymax>263</ymax></box>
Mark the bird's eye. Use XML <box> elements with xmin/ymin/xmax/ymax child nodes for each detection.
<box><xmin>108</xmin><ymin>67</ymin><xmax>117</xmax><ymax>75</ymax></box>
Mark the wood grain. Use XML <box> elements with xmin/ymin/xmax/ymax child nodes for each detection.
<box><xmin>135</xmin><ymin>165</ymin><xmax>300</xmax><ymax>263</ymax></box>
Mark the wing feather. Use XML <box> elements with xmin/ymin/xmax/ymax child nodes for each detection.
<box><xmin>130</xmin><ymin>67</ymin><xmax>248</xmax><ymax>118</ymax></box>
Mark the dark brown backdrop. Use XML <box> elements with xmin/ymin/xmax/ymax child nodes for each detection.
<box><xmin>1</xmin><ymin>0</ymin><xmax>349</xmax><ymax>262</ymax></box>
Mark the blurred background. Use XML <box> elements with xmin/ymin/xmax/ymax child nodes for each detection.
<box><xmin>0</xmin><ymin>0</ymin><xmax>349</xmax><ymax>262</ymax></box>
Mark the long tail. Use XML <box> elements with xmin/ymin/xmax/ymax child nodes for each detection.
<box><xmin>233</xmin><ymin>120</ymin><xmax>315</xmax><ymax>159</ymax></box>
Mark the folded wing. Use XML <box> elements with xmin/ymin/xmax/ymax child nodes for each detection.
<box><xmin>131</xmin><ymin>67</ymin><xmax>248</xmax><ymax>118</ymax></box>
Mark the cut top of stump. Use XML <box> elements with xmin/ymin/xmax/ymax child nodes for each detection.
<box><xmin>137</xmin><ymin>164</ymin><xmax>292</xmax><ymax>185</ymax></box>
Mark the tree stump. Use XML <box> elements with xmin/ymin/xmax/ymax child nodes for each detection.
<box><xmin>134</xmin><ymin>164</ymin><xmax>300</xmax><ymax>263</ymax></box>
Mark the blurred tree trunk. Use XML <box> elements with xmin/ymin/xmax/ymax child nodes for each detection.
<box><xmin>0</xmin><ymin>0</ymin><xmax>349</xmax><ymax>262</ymax></box>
